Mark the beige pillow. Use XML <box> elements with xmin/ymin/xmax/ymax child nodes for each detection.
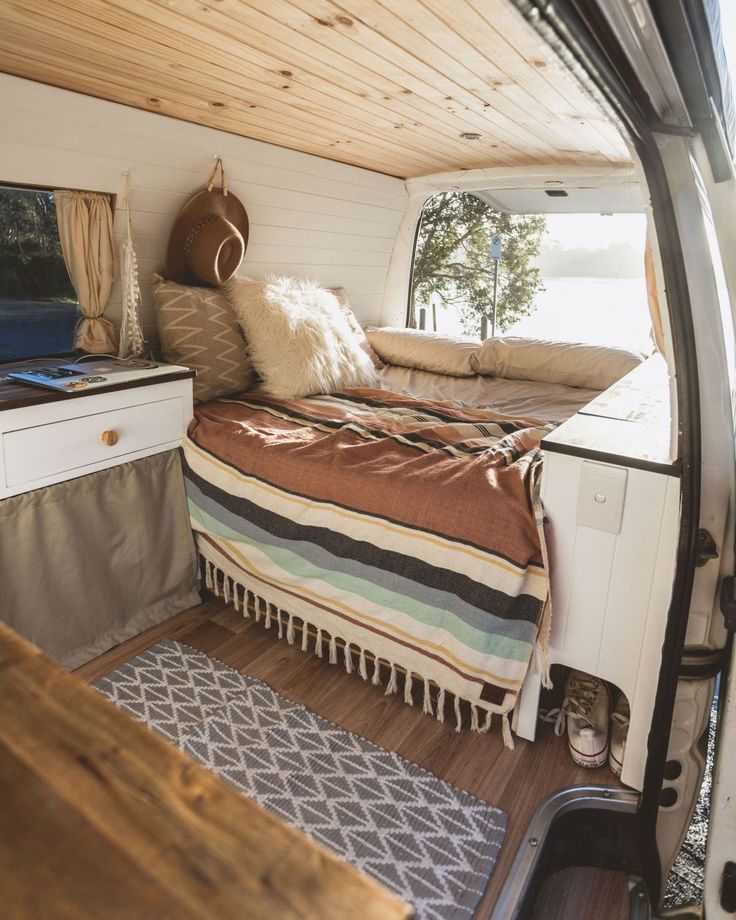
<box><xmin>226</xmin><ymin>276</ymin><xmax>377</xmax><ymax>399</ymax></box>
<box><xmin>329</xmin><ymin>287</ymin><xmax>383</xmax><ymax>369</ymax></box>
<box><xmin>152</xmin><ymin>274</ymin><xmax>255</xmax><ymax>404</ymax></box>
<box><xmin>366</xmin><ymin>327</ymin><xmax>480</xmax><ymax>377</ymax></box>
<box><xmin>470</xmin><ymin>336</ymin><xmax>643</xmax><ymax>390</ymax></box>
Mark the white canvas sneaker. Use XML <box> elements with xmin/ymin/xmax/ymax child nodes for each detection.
<box><xmin>609</xmin><ymin>694</ymin><xmax>630</xmax><ymax>777</ymax></box>
<box><xmin>544</xmin><ymin>670</ymin><xmax>611</xmax><ymax>769</ymax></box>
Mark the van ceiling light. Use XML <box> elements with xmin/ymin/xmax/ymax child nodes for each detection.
<box><xmin>460</xmin><ymin>132</ymin><xmax>482</xmax><ymax>140</ymax></box>
<box><xmin>545</xmin><ymin>189</ymin><xmax>569</xmax><ymax>197</ymax></box>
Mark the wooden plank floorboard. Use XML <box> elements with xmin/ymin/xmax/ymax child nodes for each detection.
<box><xmin>72</xmin><ymin>600</ymin><xmax>216</xmax><ymax>684</ymax></box>
<box><xmin>76</xmin><ymin>594</ymin><xmax>630</xmax><ymax>919</ymax></box>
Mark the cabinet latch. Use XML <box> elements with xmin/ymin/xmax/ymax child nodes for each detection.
<box><xmin>696</xmin><ymin>529</ymin><xmax>719</xmax><ymax>566</ymax></box>
<box><xmin>719</xmin><ymin>576</ymin><xmax>736</xmax><ymax>634</ymax></box>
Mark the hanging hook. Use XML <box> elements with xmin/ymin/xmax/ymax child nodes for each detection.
<box><xmin>206</xmin><ymin>157</ymin><xmax>227</xmax><ymax>195</ymax></box>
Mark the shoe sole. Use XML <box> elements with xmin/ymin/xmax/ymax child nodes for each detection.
<box><xmin>569</xmin><ymin>742</ymin><xmax>608</xmax><ymax>769</ymax></box>
<box><xmin>608</xmin><ymin>751</ymin><xmax>623</xmax><ymax>777</ymax></box>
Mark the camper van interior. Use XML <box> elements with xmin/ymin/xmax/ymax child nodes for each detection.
<box><xmin>1</xmin><ymin>1</ymin><xmax>735</xmax><ymax>918</ymax></box>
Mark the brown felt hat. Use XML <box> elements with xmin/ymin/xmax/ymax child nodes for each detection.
<box><xmin>165</xmin><ymin>160</ymin><xmax>249</xmax><ymax>287</ymax></box>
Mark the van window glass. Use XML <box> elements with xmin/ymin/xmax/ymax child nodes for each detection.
<box><xmin>409</xmin><ymin>192</ymin><xmax>652</xmax><ymax>353</ymax></box>
<box><xmin>0</xmin><ymin>185</ymin><xmax>79</xmax><ymax>360</ymax></box>
<box><xmin>508</xmin><ymin>212</ymin><xmax>651</xmax><ymax>353</ymax></box>
<box><xmin>409</xmin><ymin>191</ymin><xmax>546</xmax><ymax>339</ymax></box>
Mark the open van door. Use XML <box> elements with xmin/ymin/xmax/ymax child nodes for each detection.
<box><xmin>508</xmin><ymin>0</ymin><xmax>736</xmax><ymax>912</ymax></box>
<box><xmin>606</xmin><ymin>1</ymin><xmax>736</xmax><ymax>910</ymax></box>
<box><xmin>661</xmin><ymin>7</ymin><xmax>736</xmax><ymax>915</ymax></box>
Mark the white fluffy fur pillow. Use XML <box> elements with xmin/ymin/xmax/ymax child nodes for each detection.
<box><xmin>226</xmin><ymin>276</ymin><xmax>377</xmax><ymax>399</ymax></box>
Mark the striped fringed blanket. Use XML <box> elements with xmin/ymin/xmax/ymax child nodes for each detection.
<box><xmin>183</xmin><ymin>388</ymin><xmax>553</xmax><ymax>745</ymax></box>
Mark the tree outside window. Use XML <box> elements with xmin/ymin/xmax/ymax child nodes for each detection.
<box><xmin>0</xmin><ymin>186</ymin><xmax>78</xmax><ymax>360</ymax></box>
<box><xmin>410</xmin><ymin>191</ymin><xmax>546</xmax><ymax>338</ymax></box>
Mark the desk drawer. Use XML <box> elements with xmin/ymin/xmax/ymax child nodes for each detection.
<box><xmin>3</xmin><ymin>397</ymin><xmax>184</xmax><ymax>487</ymax></box>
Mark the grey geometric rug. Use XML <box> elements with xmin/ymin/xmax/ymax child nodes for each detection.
<box><xmin>95</xmin><ymin>639</ymin><xmax>507</xmax><ymax>919</ymax></box>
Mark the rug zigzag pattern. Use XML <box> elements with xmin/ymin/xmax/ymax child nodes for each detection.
<box><xmin>93</xmin><ymin>640</ymin><xmax>250</xmax><ymax>740</ymax></box>
<box><xmin>96</xmin><ymin>639</ymin><xmax>507</xmax><ymax>920</ymax></box>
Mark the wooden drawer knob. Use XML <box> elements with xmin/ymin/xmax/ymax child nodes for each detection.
<box><xmin>101</xmin><ymin>429</ymin><xmax>119</xmax><ymax>447</ymax></box>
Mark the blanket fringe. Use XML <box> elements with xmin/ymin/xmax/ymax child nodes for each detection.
<box><xmin>404</xmin><ymin>670</ymin><xmax>414</xmax><ymax>706</ymax></box>
<box><xmin>385</xmin><ymin>662</ymin><xmax>398</xmax><ymax>696</ymax></box>
<box><xmin>201</xmin><ymin>555</ymin><xmax>518</xmax><ymax>748</ymax></box>
<box><xmin>422</xmin><ymin>677</ymin><xmax>433</xmax><ymax>716</ymax></box>
<box><xmin>436</xmin><ymin>688</ymin><xmax>446</xmax><ymax>723</ymax></box>
<box><xmin>502</xmin><ymin>712</ymin><xmax>515</xmax><ymax>750</ymax></box>
<box><xmin>372</xmin><ymin>657</ymin><xmax>382</xmax><ymax>686</ymax></box>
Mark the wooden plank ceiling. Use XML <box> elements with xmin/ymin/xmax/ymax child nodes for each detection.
<box><xmin>0</xmin><ymin>0</ymin><xmax>631</xmax><ymax>178</ymax></box>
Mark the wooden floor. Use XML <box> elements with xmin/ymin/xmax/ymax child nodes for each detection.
<box><xmin>76</xmin><ymin>594</ymin><xmax>631</xmax><ymax>918</ymax></box>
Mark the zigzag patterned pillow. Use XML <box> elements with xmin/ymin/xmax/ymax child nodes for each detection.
<box><xmin>152</xmin><ymin>274</ymin><xmax>255</xmax><ymax>404</ymax></box>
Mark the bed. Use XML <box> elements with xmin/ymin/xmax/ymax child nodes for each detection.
<box><xmin>164</xmin><ymin>278</ymin><xmax>645</xmax><ymax>745</ymax></box>
<box><xmin>182</xmin><ymin>376</ymin><xmax>604</xmax><ymax>743</ymax></box>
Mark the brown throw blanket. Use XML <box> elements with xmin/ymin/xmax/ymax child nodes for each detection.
<box><xmin>183</xmin><ymin>388</ymin><xmax>552</xmax><ymax>743</ymax></box>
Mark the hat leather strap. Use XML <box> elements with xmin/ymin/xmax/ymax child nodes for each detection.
<box><xmin>183</xmin><ymin>213</ymin><xmax>218</xmax><ymax>267</ymax></box>
<box><xmin>207</xmin><ymin>157</ymin><xmax>228</xmax><ymax>197</ymax></box>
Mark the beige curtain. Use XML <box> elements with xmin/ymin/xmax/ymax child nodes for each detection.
<box><xmin>644</xmin><ymin>220</ymin><xmax>665</xmax><ymax>355</ymax></box>
<box><xmin>55</xmin><ymin>189</ymin><xmax>118</xmax><ymax>353</ymax></box>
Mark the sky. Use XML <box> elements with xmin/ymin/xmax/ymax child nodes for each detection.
<box><xmin>544</xmin><ymin>213</ymin><xmax>646</xmax><ymax>253</ymax></box>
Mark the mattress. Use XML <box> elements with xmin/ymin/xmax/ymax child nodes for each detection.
<box><xmin>376</xmin><ymin>364</ymin><xmax>601</xmax><ymax>423</ymax></box>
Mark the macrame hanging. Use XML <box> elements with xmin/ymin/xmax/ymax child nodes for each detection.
<box><xmin>118</xmin><ymin>170</ymin><xmax>145</xmax><ymax>358</ymax></box>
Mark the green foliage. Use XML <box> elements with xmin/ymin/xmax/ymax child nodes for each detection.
<box><xmin>411</xmin><ymin>191</ymin><xmax>547</xmax><ymax>336</ymax></box>
<box><xmin>0</xmin><ymin>187</ymin><xmax>76</xmax><ymax>300</ymax></box>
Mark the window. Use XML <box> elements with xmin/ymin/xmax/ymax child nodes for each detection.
<box><xmin>409</xmin><ymin>191</ymin><xmax>652</xmax><ymax>353</ymax></box>
<box><xmin>0</xmin><ymin>185</ymin><xmax>78</xmax><ymax>360</ymax></box>
<box><xmin>507</xmin><ymin>212</ymin><xmax>651</xmax><ymax>353</ymax></box>
<box><xmin>409</xmin><ymin>191</ymin><xmax>547</xmax><ymax>339</ymax></box>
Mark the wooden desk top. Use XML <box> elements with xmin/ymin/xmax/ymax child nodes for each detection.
<box><xmin>0</xmin><ymin>357</ymin><xmax>195</xmax><ymax>412</ymax></box>
<box><xmin>0</xmin><ymin>623</ymin><xmax>411</xmax><ymax>920</ymax></box>
<box><xmin>542</xmin><ymin>355</ymin><xmax>679</xmax><ymax>476</ymax></box>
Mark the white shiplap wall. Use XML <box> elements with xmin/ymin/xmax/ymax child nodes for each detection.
<box><xmin>0</xmin><ymin>74</ymin><xmax>408</xmax><ymax>345</ymax></box>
